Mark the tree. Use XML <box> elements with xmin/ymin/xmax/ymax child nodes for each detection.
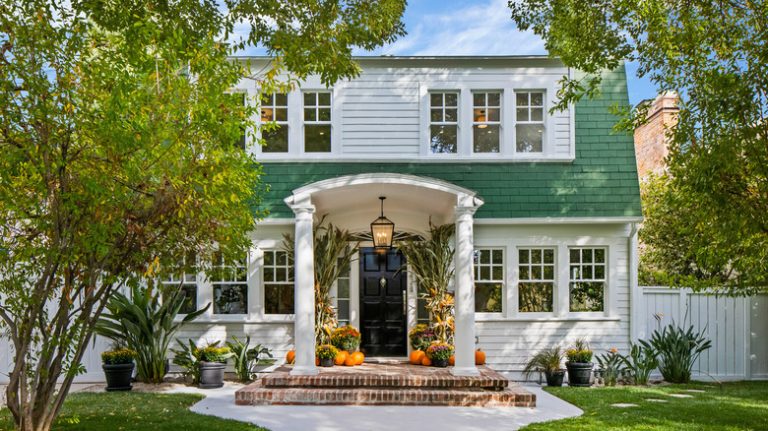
<box><xmin>510</xmin><ymin>0</ymin><xmax>768</xmax><ymax>295</ymax></box>
<box><xmin>0</xmin><ymin>1</ymin><xmax>405</xmax><ymax>430</ymax></box>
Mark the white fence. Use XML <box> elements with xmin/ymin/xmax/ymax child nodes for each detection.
<box><xmin>639</xmin><ymin>286</ymin><xmax>768</xmax><ymax>381</ymax></box>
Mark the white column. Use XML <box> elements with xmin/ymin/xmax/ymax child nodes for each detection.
<box><xmin>291</xmin><ymin>203</ymin><xmax>318</xmax><ymax>376</ymax></box>
<box><xmin>452</xmin><ymin>202</ymin><xmax>480</xmax><ymax>376</ymax></box>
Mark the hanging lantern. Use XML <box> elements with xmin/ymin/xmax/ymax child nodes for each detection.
<box><xmin>370</xmin><ymin>196</ymin><xmax>395</xmax><ymax>250</ymax></box>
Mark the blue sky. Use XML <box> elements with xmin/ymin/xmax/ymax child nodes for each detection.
<box><xmin>236</xmin><ymin>0</ymin><xmax>656</xmax><ymax>106</ymax></box>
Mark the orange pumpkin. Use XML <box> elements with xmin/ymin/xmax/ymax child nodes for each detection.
<box><xmin>475</xmin><ymin>349</ymin><xmax>486</xmax><ymax>365</ymax></box>
<box><xmin>315</xmin><ymin>357</ymin><xmax>320</xmax><ymax>366</ymax></box>
<box><xmin>448</xmin><ymin>355</ymin><xmax>455</xmax><ymax>366</ymax></box>
<box><xmin>335</xmin><ymin>350</ymin><xmax>349</xmax><ymax>366</ymax></box>
<box><xmin>421</xmin><ymin>356</ymin><xmax>432</xmax><ymax>367</ymax></box>
<box><xmin>409</xmin><ymin>350</ymin><xmax>425</xmax><ymax>365</ymax></box>
<box><xmin>286</xmin><ymin>350</ymin><xmax>296</xmax><ymax>364</ymax></box>
<box><xmin>352</xmin><ymin>351</ymin><xmax>365</xmax><ymax>365</ymax></box>
<box><xmin>344</xmin><ymin>355</ymin><xmax>357</xmax><ymax>366</ymax></box>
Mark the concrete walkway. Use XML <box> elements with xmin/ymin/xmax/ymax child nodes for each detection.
<box><xmin>189</xmin><ymin>384</ymin><xmax>583</xmax><ymax>431</ymax></box>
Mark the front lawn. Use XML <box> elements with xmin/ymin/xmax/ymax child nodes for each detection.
<box><xmin>522</xmin><ymin>381</ymin><xmax>768</xmax><ymax>431</ymax></box>
<box><xmin>0</xmin><ymin>392</ymin><xmax>266</xmax><ymax>431</ymax></box>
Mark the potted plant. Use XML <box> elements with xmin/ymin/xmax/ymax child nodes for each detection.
<box><xmin>316</xmin><ymin>344</ymin><xmax>338</xmax><ymax>367</ymax></box>
<box><xmin>595</xmin><ymin>348</ymin><xmax>626</xmax><ymax>386</ymax></box>
<box><xmin>331</xmin><ymin>325</ymin><xmax>361</xmax><ymax>352</ymax></box>
<box><xmin>425</xmin><ymin>342</ymin><xmax>454</xmax><ymax>368</ymax></box>
<box><xmin>198</xmin><ymin>344</ymin><xmax>232</xmax><ymax>389</ymax></box>
<box><xmin>408</xmin><ymin>324</ymin><xmax>436</xmax><ymax>352</ymax></box>
<box><xmin>565</xmin><ymin>339</ymin><xmax>594</xmax><ymax>387</ymax></box>
<box><xmin>522</xmin><ymin>346</ymin><xmax>565</xmax><ymax>387</ymax></box>
<box><xmin>102</xmin><ymin>347</ymin><xmax>136</xmax><ymax>391</ymax></box>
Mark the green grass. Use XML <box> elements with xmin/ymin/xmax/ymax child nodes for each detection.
<box><xmin>0</xmin><ymin>392</ymin><xmax>267</xmax><ymax>431</ymax></box>
<box><xmin>522</xmin><ymin>381</ymin><xmax>768</xmax><ymax>431</ymax></box>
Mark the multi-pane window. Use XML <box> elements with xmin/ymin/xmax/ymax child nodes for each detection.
<box><xmin>429</xmin><ymin>92</ymin><xmax>459</xmax><ymax>154</ymax></box>
<box><xmin>473</xmin><ymin>92</ymin><xmax>501</xmax><ymax>153</ymax></box>
<box><xmin>335</xmin><ymin>257</ymin><xmax>351</xmax><ymax>326</ymax></box>
<box><xmin>162</xmin><ymin>253</ymin><xmax>198</xmax><ymax>315</ymax></box>
<box><xmin>211</xmin><ymin>252</ymin><xmax>248</xmax><ymax>315</ymax></box>
<box><xmin>518</xmin><ymin>248</ymin><xmax>555</xmax><ymax>313</ymax></box>
<box><xmin>474</xmin><ymin>249</ymin><xmax>504</xmax><ymax>313</ymax></box>
<box><xmin>260</xmin><ymin>93</ymin><xmax>288</xmax><ymax>152</ymax></box>
<box><xmin>303</xmin><ymin>92</ymin><xmax>332</xmax><ymax>152</ymax></box>
<box><xmin>416</xmin><ymin>283</ymin><xmax>430</xmax><ymax>325</ymax></box>
<box><xmin>264</xmin><ymin>250</ymin><xmax>294</xmax><ymax>315</ymax></box>
<box><xmin>569</xmin><ymin>247</ymin><xmax>607</xmax><ymax>312</ymax></box>
<box><xmin>516</xmin><ymin>91</ymin><xmax>545</xmax><ymax>153</ymax></box>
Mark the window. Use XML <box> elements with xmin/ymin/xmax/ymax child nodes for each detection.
<box><xmin>303</xmin><ymin>92</ymin><xmax>331</xmax><ymax>152</ymax></box>
<box><xmin>416</xmin><ymin>282</ymin><xmax>430</xmax><ymax>325</ymax></box>
<box><xmin>335</xmin><ymin>257</ymin><xmax>350</xmax><ymax>325</ymax></box>
<box><xmin>429</xmin><ymin>92</ymin><xmax>459</xmax><ymax>154</ymax></box>
<box><xmin>211</xmin><ymin>252</ymin><xmax>248</xmax><ymax>315</ymax></box>
<box><xmin>228</xmin><ymin>92</ymin><xmax>247</xmax><ymax>150</ymax></box>
<box><xmin>162</xmin><ymin>253</ymin><xmax>198</xmax><ymax>315</ymax></box>
<box><xmin>516</xmin><ymin>91</ymin><xmax>545</xmax><ymax>153</ymax></box>
<box><xmin>260</xmin><ymin>93</ymin><xmax>288</xmax><ymax>152</ymax></box>
<box><xmin>473</xmin><ymin>92</ymin><xmax>501</xmax><ymax>153</ymax></box>
<box><xmin>569</xmin><ymin>247</ymin><xmax>606</xmax><ymax>312</ymax></box>
<box><xmin>474</xmin><ymin>249</ymin><xmax>504</xmax><ymax>313</ymax></box>
<box><xmin>264</xmin><ymin>250</ymin><xmax>294</xmax><ymax>314</ymax></box>
<box><xmin>518</xmin><ymin>248</ymin><xmax>555</xmax><ymax>313</ymax></box>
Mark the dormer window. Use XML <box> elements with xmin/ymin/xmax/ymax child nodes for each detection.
<box><xmin>473</xmin><ymin>92</ymin><xmax>501</xmax><ymax>153</ymax></box>
<box><xmin>429</xmin><ymin>92</ymin><xmax>459</xmax><ymax>154</ymax></box>
<box><xmin>260</xmin><ymin>93</ymin><xmax>288</xmax><ymax>153</ymax></box>
<box><xmin>304</xmin><ymin>91</ymin><xmax>332</xmax><ymax>152</ymax></box>
<box><xmin>516</xmin><ymin>91</ymin><xmax>545</xmax><ymax>153</ymax></box>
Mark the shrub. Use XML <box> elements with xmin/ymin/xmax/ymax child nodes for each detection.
<box><xmin>198</xmin><ymin>345</ymin><xmax>232</xmax><ymax>363</ymax></box>
<box><xmin>425</xmin><ymin>342</ymin><xmax>454</xmax><ymax>361</ymax></box>
<box><xmin>566</xmin><ymin>339</ymin><xmax>593</xmax><ymax>363</ymax></box>
<box><xmin>101</xmin><ymin>348</ymin><xmax>136</xmax><ymax>365</ymax></box>
<box><xmin>227</xmin><ymin>336</ymin><xmax>273</xmax><ymax>383</ymax></box>
<box><xmin>408</xmin><ymin>324</ymin><xmax>436</xmax><ymax>351</ymax></box>
<box><xmin>595</xmin><ymin>348</ymin><xmax>626</xmax><ymax>386</ymax></box>
<box><xmin>316</xmin><ymin>344</ymin><xmax>339</xmax><ymax>360</ymax></box>
<box><xmin>171</xmin><ymin>339</ymin><xmax>201</xmax><ymax>384</ymax></box>
<box><xmin>330</xmin><ymin>325</ymin><xmax>361</xmax><ymax>352</ymax></box>
<box><xmin>522</xmin><ymin>346</ymin><xmax>564</xmax><ymax>380</ymax></box>
<box><xmin>642</xmin><ymin>323</ymin><xmax>711</xmax><ymax>383</ymax></box>
<box><xmin>621</xmin><ymin>342</ymin><xmax>658</xmax><ymax>385</ymax></box>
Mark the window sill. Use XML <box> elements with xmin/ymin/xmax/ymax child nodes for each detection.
<box><xmin>475</xmin><ymin>315</ymin><xmax>621</xmax><ymax>323</ymax></box>
<box><xmin>253</xmin><ymin>155</ymin><xmax>575</xmax><ymax>164</ymax></box>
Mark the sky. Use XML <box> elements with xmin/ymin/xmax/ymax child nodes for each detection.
<box><xmin>237</xmin><ymin>0</ymin><xmax>656</xmax><ymax>107</ymax></box>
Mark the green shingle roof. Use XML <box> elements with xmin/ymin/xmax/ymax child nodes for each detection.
<box><xmin>257</xmin><ymin>66</ymin><xmax>641</xmax><ymax>220</ymax></box>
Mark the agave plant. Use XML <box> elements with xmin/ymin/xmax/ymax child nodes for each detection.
<box><xmin>226</xmin><ymin>336</ymin><xmax>273</xmax><ymax>382</ymax></box>
<box><xmin>397</xmin><ymin>222</ymin><xmax>455</xmax><ymax>343</ymax></box>
<box><xmin>96</xmin><ymin>284</ymin><xmax>209</xmax><ymax>383</ymax></box>
<box><xmin>283</xmin><ymin>216</ymin><xmax>359</xmax><ymax>345</ymax></box>
<box><xmin>641</xmin><ymin>323</ymin><xmax>711</xmax><ymax>383</ymax></box>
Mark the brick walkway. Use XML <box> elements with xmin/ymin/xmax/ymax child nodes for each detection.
<box><xmin>236</xmin><ymin>362</ymin><xmax>535</xmax><ymax>407</ymax></box>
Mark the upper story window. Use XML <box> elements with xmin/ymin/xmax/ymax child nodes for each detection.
<box><xmin>474</xmin><ymin>248</ymin><xmax>504</xmax><ymax>313</ymax></box>
<box><xmin>515</xmin><ymin>91</ymin><xmax>545</xmax><ymax>153</ymax></box>
<box><xmin>260</xmin><ymin>93</ymin><xmax>288</xmax><ymax>153</ymax></box>
<box><xmin>518</xmin><ymin>248</ymin><xmax>555</xmax><ymax>313</ymax></box>
<box><xmin>211</xmin><ymin>252</ymin><xmax>248</xmax><ymax>315</ymax></box>
<box><xmin>569</xmin><ymin>247</ymin><xmax>606</xmax><ymax>312</ymax></box>
<box><xmin>429</xmin><ymin>92</ymin><xmax>459</xmax><ymax>154</ymax></box>
<box><xmin>264</xmin><ymin>250</ymin><xmax>294</xmax><ymax>315</ymax></box>
<box><xmin>473</xmin><ymin>92</ymin><xmax>501</xmax><ymax>153</ymax></box>
<box><xmin>304</xmin><ymin>91</ymin><xmax>332</xmax><ymax>152</ymax></box>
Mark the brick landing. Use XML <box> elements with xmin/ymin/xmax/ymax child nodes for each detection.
<box><xmin>236</xmin><ymin>362</ymin><xmax>535</xmax><ymax>407</ymax></box>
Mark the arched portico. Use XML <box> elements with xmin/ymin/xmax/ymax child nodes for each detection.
<box><xmin>284</xmin><ymin>173</ymin><xmax>484</xmax><ymax>376</ymax></box>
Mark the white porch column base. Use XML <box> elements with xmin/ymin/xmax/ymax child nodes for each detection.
<box><xmin>452</xmin><ymin>202</ymin><xmax>480</xmax><ymax>377</ymax></box>
<box><xmin>290</xmin><ymin>203</ymin><xmax>318</xmax><ymax>376</ymax></box>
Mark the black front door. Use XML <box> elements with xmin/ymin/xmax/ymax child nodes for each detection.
<box><xmin>359</xmin><ymin>248</ymin><xmax>407</xmax><ymax>357</ymax></box>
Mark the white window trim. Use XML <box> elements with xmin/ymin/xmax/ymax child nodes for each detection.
<box><xmin>471</xmin><ymin>90</ymin><xmax>503</xmax><ymax>155</ymax></box>
<box><xmin>567</xmin><ymin>245</ymin><xmax>611</xmax><ymax>318</ymax></box>
<box><xmin>513</xmin><ymin>89</ymin><xmax>548</xmax><ymax>157</ymax></box>
<box><xmin>425</xmin><ymin>89</ymin><xmax>462</xmax><ymax>157</ymax></box>
<box><xmin>515</xmin><ymin>246</ymin><xmax>557</xmax><ymax>318</ymax></box>
<box><xmin>260</xmin><ymin>248</ymin><xmax>296</xmax><ymax>319</ymax></box>
<box><xmin>474</xmin><ymin>247</ymin><xmax>506</xmax><ymax>318</ymax></box>
<box><xmin>300</xmin><ymin>89</ymin><xmax>334</xmax><ymax>155</ymax></box>
<box><xmin>255</xmin><ymin>92</ymin><xmax>289</xmax><ymax>155</ymax></box>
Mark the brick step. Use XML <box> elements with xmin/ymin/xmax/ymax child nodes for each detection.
<box><xmin>235</xmin><ymin>381</ymin><xmax>535</xmax><ymax>407</ymax></box>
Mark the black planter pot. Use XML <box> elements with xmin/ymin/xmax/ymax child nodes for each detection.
<box><xmin>566</xmin><ymin>362</ymin><xmax>593</xmax><ymax>387</ymax></box>
<box><xmin>199</xmin><ymin>361</ymin><xmax>226</xmax><ymax>389</ymax></box>
<box><xmin>432</xmin><ymin>358</ymin><xmax>449</xmax><ymax>368</ymax></box>
<box><xmin>545</xmin><ymin>369</ymin><xmax>565</xmax><ymax>387</ymax></box>
<box><xmin>320</xmin><ymin>357</ymin><xmax>334</xmax><ymax>367</ymax></box>
<box><xmin>103</xmin><ymin>363</ymin><xmax>134</xmax><ymax>392</ymax></box>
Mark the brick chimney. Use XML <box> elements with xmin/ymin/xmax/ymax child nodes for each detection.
<box><xmin>633</xmin><ymin>92</ymin><xmax>679</xmax><ymax>179</ymax></box>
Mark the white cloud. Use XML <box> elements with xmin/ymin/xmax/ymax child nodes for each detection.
<box><xmin>363</xmin><ymin>0</ymin><xmax>546</xmax><ymax>56</ymax></box>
